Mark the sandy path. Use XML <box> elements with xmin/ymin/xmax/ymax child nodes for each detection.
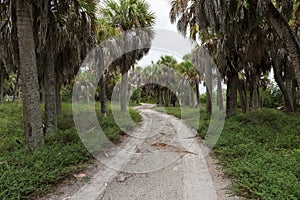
<box><xmin>38</xmin><ymin>104</ymin><xmax>242</xmax><ymax>200</ymax></box>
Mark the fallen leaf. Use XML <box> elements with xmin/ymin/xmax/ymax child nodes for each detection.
<box><xmin>151</xmin><ymin>142</ymin><xmax>198</xmax><ymax>155</ymax></box>
<box><xmin>116</xmin><ymin>172</ymin><xmax>133</xmax><ymax>182</ymax></box>
<box><xmin>73</xmin><ymin>173</ymin><xmax>87</xmax><ymax>179</ymax></box>
<box><xmin>183</xmin><ymin>135</ymin><xmax>199</xmax><ymax>139</ymax></box>
<box><xmin>103</xmin><ymin>151</ymin><xmax>110</xmax><ymax>158</ymax></box>
<box><xmin>151</xmin><ymin>142</ymin><xmax>167</xmax><ymax>148</ymax></box>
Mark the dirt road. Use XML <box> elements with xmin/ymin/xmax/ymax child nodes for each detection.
<box><xmin>40</xmin><ymin>104</ymin><xmax>242</xmax><ymax>200</ymax></box>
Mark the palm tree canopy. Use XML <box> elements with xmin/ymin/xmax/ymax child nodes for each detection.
<box><xmin>101</xmin><ymin>0</ymin><xmax>155</xmax><ymax>31</ymax></box>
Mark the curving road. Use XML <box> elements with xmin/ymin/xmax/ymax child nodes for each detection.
<box><xmin>40</xmin><ymin>104</ymin><xmax>242</xmax><ymax>200</ymax></box>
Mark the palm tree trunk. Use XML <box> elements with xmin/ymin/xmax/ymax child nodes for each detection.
<box><xmin>171</xmin><ymin>92</ymin><xmax>176</xmax><ymax>106</ymax></box>
<box><xmin>251</xmin><ymin>80</ymin><xmax>260</xmax><ymax>110</ymax></box>
<box><xmin>264</xmin><ymin>1</ymin><xmax>300</xmax><ymax>91</ymax></box>
<box><xmin>136</xmin><ymin>78</ymin><xmax>141</xmax><ymax>104</ymax></box>
<box><xmin>237</xmin><ymin>79</ymin><xmax>247</xmax><ymax>113</ymax></box>
<box><xmin>99</xmin><ymin>74</ymin><xmax>107</xmax><ymax>117</ymax></box>
<box><xmin>0</xmin><ymin>65</ymin><xmax>4</xmax><ymax>103</ymax></box>
<box><xmin>56</xmin><ymin>80</ymin><xmax>62</xmax><ymax>115</ymax></box>
<box><xmin>254</xmin><ymin>86</ymin><xmax>260</xmax><ymax>109</ymax></box>
<box><xmin>121</xmin><ymin>68</ymin><xmax>128</xmax><ymax>112</ymax></box>
<box><xmin>44</xmin><ymin>51</ymin><xmax>57</xmax><ymax>133</ymax></box>
<box><xmin>205</xmin><ymin>64</ymin><xmax>212</xmax><ymax>114</ymax></box>
<box><xmin>285</xmin><ymin>80</ymin><xmax>296</xmax><ymax>111</ymax></box>
<box><xmin>158</xmin><ymin>87</ymin><xmax>162</xmax><ymax>106</ymax></box>
<box><xmin>164</xmin><ymin>88</ymin><xmax>169</xmax><ymax>106</ymax></box>
<box><xmin>206</xmin><ymin>85</ymin><xmax>212</xmax><ymax>113</ymax></box>
<box><xmin>166</xmin><ymin>88</ymin><xmax>169</xmax><ymax>106</ymax></box>
<box><xmin>226</xmin><ymin>72</ymin><xmax>238</xmax><ymax>114</ymax></box>
<box><xmin>184</xmin><ymin>87</ymin><xmax>189</xmax><ymax>106</ymax></box>
<box><xmin>127</xmin><ymin>80</ymin><xmax>131</xmax><ymax>101</ymax></box>
<box><xmin>16</xmin><ymin>0</ymin><xmax>44</xmax><ymax>151</ymax></box>
<box><xmin>40</xmin><ymin>79</ymin><xmax>45</xmax><ymax>103</ymax></box>
<box><xmin>249</xmin><ymin>75</ymin><xmax>258</xmax><ymax>111</ymax></box>
<box><xmin>273</xmin><ymin>63</ymin><xmax>296</xmax><ymax>112</ymax></box>
<box><xmin>243</xmin><ymin>81</ymin><xmax>248</xmax><ymax>111</ymax></box>
<box><xmin>12</xmin><ymin>73</ymin><xmax>20</xmax><ymax>102</ymax></box>
<box><xmin>285</xmin><ymin>63</ymin><xmax>297</xmax><ymax>112</ymax></box>
<box><xmin>162</xmin><ymin>89</ymin><xmax>165</xmax><ymax>106</ymax></box>
<box><xmin>217</xmin><ymin>73</ymin><xmax>224</xmax><ymax>110</ymax></box>
<box><xmin>195</xmin><ymin>80</ymin><xmax>200</xmax><ymax>107</ymax></box>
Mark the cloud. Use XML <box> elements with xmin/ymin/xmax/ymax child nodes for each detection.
<box><xmin>148</xmin><ymin>0</ymin><xmax>177</xmax><ymax>31</ymax></box>
<box><xmin>137</xmin><ymin>1</ymin><xmax>193</xmax><ymax>67</ymax></box>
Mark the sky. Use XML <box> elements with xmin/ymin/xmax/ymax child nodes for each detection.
<box><xmin>136</xmin><ymin>0</ymin><xmax>194</xmax><ymax>67</ymax></box>
<box><xmin>148</xmin><ymin>0</ymin><xmax>176</xmax><ymax>31</ymax></box>
<box><xmin>136</xmin><ymin>1</ymin><xmax>207</xmax><ymax>93</ymax></box>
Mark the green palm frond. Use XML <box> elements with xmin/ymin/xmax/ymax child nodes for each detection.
<box><xmin>101</xmin><ymin>0</ymin><xmax>155</xmax><ymax>31</ymax></box>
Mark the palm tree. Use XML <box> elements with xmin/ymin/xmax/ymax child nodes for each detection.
<box><xmin>170</xmin><ymin>0</ymin><xmax>226</xmax><ymax>113</ymax></box>
<box><xmin>101</xmin><ymin>0</ymin><xmax>155</xmax><ymax>112</ymax></box>
<box><xmin>0</xmin><ymin>0</ymin><xmax>19</xmax><ymax>103</ymax></box>
<box><xmin>96</xmin><ymin>18</ymin><xmax>118</xmax><ymax>117</ymax></box>
<box><xmin>155</xmin><ymin>55</ymin><xmax>179</xmax><ymax>106</ymax></box>
<box><xmin>16</xmin><ymin>0</ymin><xmax>44</xmax><ymax>151</ymax></box>
<box><xmin>176</xmin><ymin>60</ymin><xmax>200</xmax><ymax>107</ymax></box>
<box><xmin>133</xmin><ymin>66</ymin><xmax>143</xmax><ymax>103</ymax></box>
<box><xmin>271</xmin><ymin>47</ymin><xmax>297</xmax><ymax>112</ymax></box>
<box><xmin>258</xmin><ymin>0</ymin><xmax>300</xmax><ymax>92</ymax></box>
<box><xmin>169</xmin><ymin>0</ymin><xmax>300</xmax><ymax>114</ymax></box>
<box><xmin>37</xmin><ymin>0</ymin><xmax>97</xmax><ymax>131</ymax></box>
<box><xmin>0</xmin><ymin>63</ymin><xmax>7</xmax><ymax>103</ymax></box>
<box><xmin>1</xmin><ymin>0</ymin><xmax>98</xmax><ymax>146</ymax></box>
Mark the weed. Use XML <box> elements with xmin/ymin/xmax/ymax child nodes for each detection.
<box><xmin>0</xmin><ymin>102</ymin><xmax>141</xmax><ymax>200</ymax></box>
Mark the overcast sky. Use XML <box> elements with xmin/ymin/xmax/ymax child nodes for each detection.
<box><xmin>149</xmin><ymin>0</ymin><xmax>176</xmax><ymax>31</ymax></box>
<box><xmin>136</xmin><ymin>0</ymin><xmax>193</xmax><ymax>67</ymax></box>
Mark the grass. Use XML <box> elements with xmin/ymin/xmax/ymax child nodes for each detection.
<box><xmin>129</xmin><ymin>101</ymin><xmax>142</xmax><ymax>107</ymax></box>
<box><xmin>154</xmin><ymin>105</ymin><xmax>300</xmax><ymax>200</ymax></box>
<box><xmin>0</xmin><ymin>102</ymin><xmax>142</xmax><ymax>200</ymax></box>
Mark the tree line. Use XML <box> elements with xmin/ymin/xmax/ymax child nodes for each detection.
<box><xmin>0</xmin><ymin>0</ymin><xmax>300</xmax><ymax>151</ymax></box>
<box><xmin>0</xmin><ymin>0</ymin><xmax>154</xmax><ymax>151</ymax></box>
<box><xmin>170</xmin><ymin>0</ymin><xmax>300</xmax><ymax>114</ymax></box>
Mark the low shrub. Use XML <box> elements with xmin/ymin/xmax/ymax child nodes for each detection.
<box><xmin>0</xmin><ymin>102</ymin><xmax>142</xmax><ymax>200</ymax></box>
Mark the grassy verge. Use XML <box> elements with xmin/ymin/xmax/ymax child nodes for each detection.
<box><xmin>129</xmin><ymin>101</ymin><xmax>142</xmax><ymax>107</ymax></box>
<box><xmin>0</xmin><ymin>102</ymin><xmax>141</xmax><ymax>200</ymax></box>
<box><xmin>154</xmin><ymin>106</ymin><xmax>300</xmax><ymax>199</ymax></box>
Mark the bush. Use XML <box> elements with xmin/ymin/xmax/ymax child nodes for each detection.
<box><xmin>61</xmin><ymin>85</ymin><xmax>73</xmax><ymax>102</ymax></box>
<box><xmin>260</xmin><ymin>82</ymin><xmax>284</xmax><ymax>108</ymax></box>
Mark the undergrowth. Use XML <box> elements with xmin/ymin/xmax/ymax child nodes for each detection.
<box><xmin>0</xmin><ymin>102</ymin><xmax>141</xmax><ymax>200</ymax></box>
<box><xmin>154</xmin><ymin>106</ymin><xmax>300</xmax><ymax>199</ymax></box>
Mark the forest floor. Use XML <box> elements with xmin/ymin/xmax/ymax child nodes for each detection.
<box><xmin>38</xmin><ymin>104</ymin><xmax>242</xmax><ymax>200</ymax></box>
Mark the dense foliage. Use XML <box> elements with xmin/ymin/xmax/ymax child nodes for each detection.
<box><xmin>170</xmin><ymin>0</ymin><xmax>300</xmax><ymax>114</ymax></box>
<box><xmin>154</xmin><ymin>106</ymin><xmax>300</xmax><ymax>199</ymax></box>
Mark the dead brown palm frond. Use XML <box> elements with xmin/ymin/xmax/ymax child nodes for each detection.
<box><xmin>151</xmin><ymin>142</ymin><xmax>198</xmax><ymax>155</ymax></box>
<box><xmin>295</xmin><ymin>2</ymin><xmax>300</xmax><ymax>20</ymax></box>
<box><xmin>0</xmin><ymin>0</ymin><xmax>18</xmax><ymax>73</ymax></box>
<box><xmin>170</xmin><ymin>0</ymin><xmax>189</xmax><ymax>23</ymax></box>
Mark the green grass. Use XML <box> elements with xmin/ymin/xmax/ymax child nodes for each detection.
<box><xmin>154</xmin><ymin>105</ymin><xmax>300</xmax><ymax>199</ymax></box>
<box><xmin>154</xmin><ymin>105</ymin><xmax>210</xmax><ymax>138</ymax></box>
<box><xmin>129</xmin><ymin>101</ymin><xmax>142</xmax><ymax>107</ymax></box>
<box><xmin>0</xmin><ymin>102</ymin><xmax>141</xmax><ymax>200</ymax></box>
